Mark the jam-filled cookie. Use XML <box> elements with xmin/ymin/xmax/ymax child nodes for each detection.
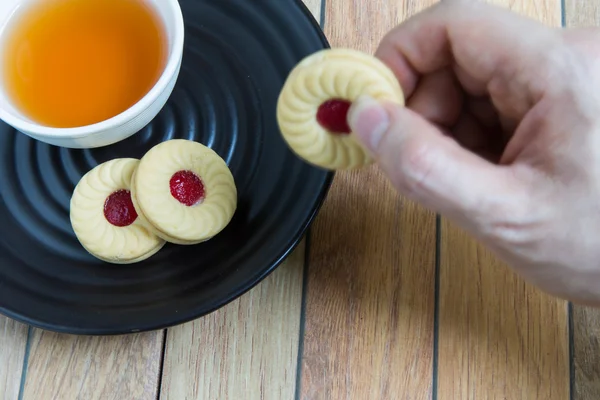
<box><xmin>277</xmin><ymin>48</ymin><xmax>404</xmax><ymax>170</ymax></box>
<box><xmin>70</xmin><ymin>158</ymin><xmax>166</xmax><ymax>264</ymax></box>
<box><xmin>131</xmin><ymin>139</ymin><xmax>237</xmax><ymax>245</ymax></box>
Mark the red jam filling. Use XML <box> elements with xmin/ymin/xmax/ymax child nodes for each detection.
<box><xmin>103</xmin><ymin>190</ymin><xmax>138</xmax><ymax>227</ymax></box>
<box><xmin>316</xmin><ymin>99</ymin><xmax>352</xmax><ymax>134</ymax></box>
<box><xmin>170</xmin><ymin>170</ymin><xmax>205</xmax><ymax>207</ymax></box>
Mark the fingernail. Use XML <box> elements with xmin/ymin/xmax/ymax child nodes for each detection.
<box><xmin>348</xmin><ymin>95</ymin><xmax>390</xmax><ymax>152</ymax></box>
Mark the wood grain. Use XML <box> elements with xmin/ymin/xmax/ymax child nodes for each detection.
<box><xmin>563</xmin><ymin>4</ymin><xmax>600</xmax><ymax>399</ymax></box>
<box><xmin>0</xmin><ymin>317</ymin><xmax>28</xmax><ymax>400</ymax></box>
<box><xmin>565</xmin><ymin>0</ymin><xmax>600</xmax><ymax>27</ymax></box>
<box><xmin>300</xmin><ymin>2</ymin><xmax>438</xmax><ymax>399</ymax></box>
<box><xmin>20</xmin><ymin>330</ymin><xmax>163</xmax><ymax>400</ymax></box>
<box><xmin>160</xmin><ymin>242</ymin><xmax>307</xmax><ymax>400</ymax></box>
<box><xmin>439</xmin><ymin>227</ymin><xmax>569</xmax><ymax>399</ymax></box>
<box><xmin>569</xmin><ymin>306</ymin><xmax>600</xmax><ymax>399</ymax></box>
<box><xmin>437</xmin><ymin>2</ymin><xmax>570</xmax><ymax>399</ymax></box>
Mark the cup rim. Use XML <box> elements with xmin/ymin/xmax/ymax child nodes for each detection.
<box><xmin>0</xmin><ymin>0</ymin><xmax>185</xmax><ymax>139</ymax></box>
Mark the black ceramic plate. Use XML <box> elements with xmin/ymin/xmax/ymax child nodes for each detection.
<box><xmin>0</xmin><ymin>0</ymin><xmax>332</xmax><ymax>334</ymax></box>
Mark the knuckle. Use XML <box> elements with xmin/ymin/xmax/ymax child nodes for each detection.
<box><xmin>393</xmin><ymin>139</ymin><xmax>438</xmax><ymax>198</ymax></box>
<box><xmin>476</xmin><ymin>192</ymin><xmax>539</xmax><ymax>246</ymax></box>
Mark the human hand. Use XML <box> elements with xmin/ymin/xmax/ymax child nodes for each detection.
<box><xmin>347</xmin><ymin>0</ymin><xmax>600</xmax><ymax>305</ymax></box>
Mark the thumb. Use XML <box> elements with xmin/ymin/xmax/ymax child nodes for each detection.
<box><xmin>348</xmin><ymin>95</ymin><xmax>525</xmax><ymax>224</ymax></box>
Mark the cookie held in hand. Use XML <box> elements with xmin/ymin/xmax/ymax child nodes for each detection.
<box><xmin>70</xmin><ymin>158</ymin><xmax>166</xmax><ymax>264</ymax></box>
<box><xmin>276</xmin><ymin>48</ymin><xmax>404</xmax><ymax>170</ymax></box>
<box><xmin>131</xmin><ymin>139</ymin><xmax>237</xmax><ymax>245</ymax></box>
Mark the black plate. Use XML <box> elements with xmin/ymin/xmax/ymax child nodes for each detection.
<box><xmin>0</xmin><ymin>0</ymin><xmax>332</xmax><ymax>334</ymax></box>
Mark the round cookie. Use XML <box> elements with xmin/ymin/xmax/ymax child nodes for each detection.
<box><xmin>70</xmin><ymin>158</ymin><xmax>166</xmax><ymax>264</ymax></box>
<box><xmin>276</xmin><ymin>48</ymin><xmax>405</xmax><ymax>170</ymax></box>
<box><xmin>131</xmin><ymin>139</ymin><xmax>237</xmax><ymax>245</ymax></box>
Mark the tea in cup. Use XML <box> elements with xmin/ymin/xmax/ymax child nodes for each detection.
<box><xmin>0</xmin><ymin>0</ymin><xmax>184</xmax><ymax>148</ymax></box>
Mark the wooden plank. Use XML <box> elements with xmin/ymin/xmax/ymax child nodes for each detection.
<box><xmin>565</xmin><ymin>0</ymin><xmax>600</xmax><ymax>27</ymax></box>
<box><xmin>439</xmin><ymin>227</ymin><xmax>569</xmax><ymax>399</ymax></box>
<box><xmin>21</xmin><ymin>330</ymin><xmax>163</xmax><ymax>400</ymax></box>
<box><xmin>570</xmin><ymin>306</ymin><xmax>600</xmax><ymax>399</ymax></box>
<box><xmin>158</xmin><ymin>0</ymin><xmax>320</xmax><ymax>394</ymax></box>
<box><xmin>563</xmin><ymin>4</ymin><xmax>600</xmax><ymax>399</ymax></box>
<box><xmin>160</xmin><ymin>2</ymin><xmax>320</xmax><ymax>395</ymax></box>
<box><xmin>437</xmin><ymin>2</ymin><xmax>569</xmax><ymax>399</ymax></box>
<box><xmin>0</xmin><ymin>317</ymin><xmax>28</xmax><ymax>400</ymax></box>
<box><xmin>160</xmin><ymin>243</ymin><xmax>307</xmax><ymax>400</ymax></box>
<box><xmin>300</xmin><ymin>1</ymin><xmax>438</xmax><ymax>399</ymax></box>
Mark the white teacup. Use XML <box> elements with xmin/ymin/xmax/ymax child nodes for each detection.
<box><xmin>0</xmin><ymin>0</ymin><xmax>184</xmax><ymax>149</ymax></box>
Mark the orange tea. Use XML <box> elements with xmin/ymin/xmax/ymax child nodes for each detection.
<box><xmin>1</xmin><ymin>0</ymin><xmax>167</xmax><ymax>128</ymax></box>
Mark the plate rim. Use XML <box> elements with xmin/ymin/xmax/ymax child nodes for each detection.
<box><xmin>0</xmin><ymin>0</ymin><xmax>334</xmax><ymax>335</ymax></box>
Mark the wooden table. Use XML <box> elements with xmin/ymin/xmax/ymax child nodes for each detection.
<box><xmin>1</xmin><ymin>0</ymin><xmax>599</xmax><ymax>399</ymax></box>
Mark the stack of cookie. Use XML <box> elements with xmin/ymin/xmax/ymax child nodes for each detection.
<box><xmin>70</xmin><ymin>139</ymin><xmax>237</xmax><ymax>264</ymax></box>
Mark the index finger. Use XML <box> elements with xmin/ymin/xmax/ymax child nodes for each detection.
<box><xmin>376</xmin><ymin>0</ymin><xmax>563</xmax><ymax>118</ymax></box>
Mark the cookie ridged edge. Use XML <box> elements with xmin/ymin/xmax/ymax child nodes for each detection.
<box><xmin>70</xmin><ymin>158</ymin><xmax>166</xmax><ymax>264</ymax></box>
<box><xmin>131</xmin><ymin>139</ymin><xmax>238</xmax><ymax>245</ymax></box>
<box><xmin>276</xmin><ymin>48</ymin><xmax>404</xmax><ymax>171</ymax></box>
